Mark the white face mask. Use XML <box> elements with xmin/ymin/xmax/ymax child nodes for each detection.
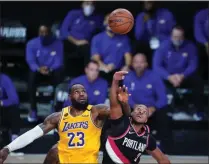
<box><xmin>83</xmin><ymin>5</ymin><xmax>94</xmax><ymax>16</ymax></box>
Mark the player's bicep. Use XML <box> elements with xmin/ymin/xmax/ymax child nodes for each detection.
<box><xmin>39</xmin><ymin>112</ymin><xmax>61</xmax><ymax>134</ymax></box>
<box><xmin>108</xmin><ymin>115</ymin><xmax>130</xmax><ymax>137</ymax></box>
<box><xmin>94</xmin><ymin>104</ymin><xmax>110</xmax><ymax>120</ymax></box>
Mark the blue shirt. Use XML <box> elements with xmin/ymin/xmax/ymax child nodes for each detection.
<box><xmin>135</xmin><ymin>8</ymin><xmax>176</xmax><ymax>43</ymax></box>
<box><xmin>63</xmin><ymin>75</ymin><xmax>108</xmax><ymax>107</ymax></box>
<box><xmin>123</xmin><ymin>70</ymin><xmax>167</xmax><ymax>109</ymax></box>
<box><xmin>0</xmin><ymin>74</ymin><xmax>19</xmax><ymax>107</ymax></box>
<box><xmin>26</xmin><ymin>37</ymin><xmax>63</xmax><ymax>72</ymax></box>
<box><xmin>60</xmin><ymin>9</ymin><xmax>102</xmax><ymax>40</ymax></box>
<box><xmin>153</xmin><ymin>39</ymin><xmax>198</xmax><ymax>80</ymax></box>
<box><xmin>91</xmin><ymin>31</ymin><xmax>131</xmax><ymax>69</ymax></box>
<box><xmin>194</xmin><ymin>8</ymin><xmax>209</xmax><ymax>44</ymax></box>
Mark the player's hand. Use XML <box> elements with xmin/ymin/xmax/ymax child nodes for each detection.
<box><xmin>76</xmin><ymin>40</ymin><xmax>89</xmax><ymax>46</ymax></box>
<box><xmin>0</xmin><ymin>148</ymin><xmax>9</xmax><ymax>164</ymax></box>
<box><xmin>168</xmin><ymin>74</ymin><xmax>179</xmax><ymax>87</ymax></box>
<box><xmin>113</xmin><ymin>71</ymin><xmax>128</xmax><ymax>81</ymax></box>
<box><xmin>118</xmin><ymin>85</ymin><xmax>131</xmax><ymax>104</ymax></box>
<box><xmin>39</xmin><ymin>66</ymin><xmax>49</xmax><ymax>75</ymax></box>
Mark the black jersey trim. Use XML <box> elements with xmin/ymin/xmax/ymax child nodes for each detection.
<box><xmin>108</xmin><ymin>125</ymin><xmax>130</xmax><ymax>140</ymax></box>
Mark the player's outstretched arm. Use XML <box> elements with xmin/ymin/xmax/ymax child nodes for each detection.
<box><xmin>0</xmin><ymin>112</ymin><xmax>60</xmax><ymax>164</ymax></box>
<box><xmin>147</xmin><ymin>148</ymin><xmax>170</xmax><ymax>164</ymax></box>
<box><xmin>110</xmin><ymin>71</ymin><xmax>128</xmax><ymax>120</ymax></box>
<box><xmin>118</xmin><ymin>85</ymin><xmax>131</xmax><ymax>116</ymax></box>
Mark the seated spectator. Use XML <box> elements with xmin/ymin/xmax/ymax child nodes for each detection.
<box><xmin>135</xmin><ymin>1</ymin><xmax>176</xmax><ymax>65</ymax></box>
<box><xmin>0</xmin><ymin>73</ymin><xmax>20</xmax><ymax>142</ymax></box>
<box><xmin>153</xmin><ymin>25</ymin><xmax>204</xmax><ymax>120</ymax></box>
<box><xmin>194</xmin><ymin>8</ymin><xmax>209</xmax><ymax>80</ymax></box>
<box><xmin>123</xmin><ymin>53</ymin><xmax>171</xmax><ymax>153</ymax></box>
<box><xmin>63</xmin><ymin>61</ymin><xmax>108</xmax><ymax>107</ymax></box>
<box><xmin>60</xmin><ymin>1</ymin><xmax>102</xmax><ymax>69</ymax></box>
<box><xmin>91</xmin><ymin>14</ymin><xmax>132</xmax><ymax>83</ymax></box>
<box><xmin>26</xmin><ymin>24</ymin><xmax>64</xmax><ymax>122</ymax></box>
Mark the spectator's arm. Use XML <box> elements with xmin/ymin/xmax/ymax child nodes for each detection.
<box><xmin>91</xmin><ymin>36</ymin><xmax>104</xmax><ymax>65</ymax></box>
<box><xmin>123</xmin><ymin>78</ymin><xmax>135</xmax><ymax>109</ymax></box>
<box><xmin>182</xmin><ymin>44</ymin><xmax>198</xmax><ymax>77</ymax></box>
<box><xmin>50</xmin><ymin>41</ymin><xmax>64</xmax><ymax>71</ymax></box>
<box><xmin>153</xmin><ymin>47</ymin><xmax>170</xmax><ymax>80</ymax></box>
<box><xmin>60</xmin><ymin>11</ymin><xmax>75</xmax><ymax>39</ymax></box>
<box><xmin>135</xmin><ymin>13</ymin><xmax>146</xmax><ymax>41</ymax></box>
<box><xmin>26</xmin><ymin>42</ymin><xmax>39</xmax><ymax>72</ymax></box>
<box><xmin>153</xmin><ymin>75</ymin><xmax>167</xmax><ymax>109</ymax></box>
<box><xmin>124</xmin><ymin>37</ymin><xmax>132</xmax><ymax>67</ymax></box>
<box><xmin>97</xmin><ymin>81</ymin><xmax>108</xmax><ymax>104</ymax></box>
<box><xmin>194</xmin><ymin>11</ymin><xmax>208</xmax><ymax>44</ymax></box>
<box><xmin>1</xmin><ymin>76</ymin><xmax>19</xmax><ymax>107</ymax></box>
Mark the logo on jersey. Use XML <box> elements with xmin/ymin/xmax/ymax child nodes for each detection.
<box><xmin>122</xmin><ymin>137</ymin><xmax>146</xmax><ymax>152</ymax></box>
<box><xmin>62</xmin><ymin>121</ymin><xmax>88</xmax><ymax>132</ymax></box>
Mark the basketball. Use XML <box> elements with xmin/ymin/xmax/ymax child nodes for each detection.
<box><xmin>108</xmin><ymin>8</ymin><xmax>134</xmax><ymax>35</ymax></box>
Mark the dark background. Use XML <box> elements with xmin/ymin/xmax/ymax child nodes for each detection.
<box><xmin>1</xmin><ymin>1</ymin><xmax>208</xmax><ymax>41</ymax></box>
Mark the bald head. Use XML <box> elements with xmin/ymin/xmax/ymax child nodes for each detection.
<box><xmin>132</xmin><ymin>53</ymin><xmax>148</xmax><ymax>75</ymax></box>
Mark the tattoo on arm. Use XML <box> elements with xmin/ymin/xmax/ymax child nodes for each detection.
<box><xmin>39</xmin><ymin>112</ymin><xmax>61</xmax><ymax>134</ymax></box>
<box><xmin>94</xmin><ymin>104</ymin><xmax>110</xmax><ymax>120</ymax></box>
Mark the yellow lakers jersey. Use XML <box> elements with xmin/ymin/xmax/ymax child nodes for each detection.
<box><xmin>57</xmin><ymin>105</ymin><xmax>102</xmax><ymax>163</ymax></box>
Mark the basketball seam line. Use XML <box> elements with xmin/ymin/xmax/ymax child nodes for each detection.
<box><xmin>109</xmin><ymin>16</ymin><xmax>134</xmax><ymax>21</ymax></box>
<box><xmin>109</xmin><ymin>21</ymin><xmax>133</xmax><ymax>28</ymax></box>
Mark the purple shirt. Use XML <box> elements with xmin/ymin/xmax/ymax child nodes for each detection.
<box><xmin>60</xmin><ymin>9</ymin><xmax>102</xmax><ymax>40</ymax></box>
<box><xmin>135</xmin><ymin>8</ymin><xmax>176</xmax><ymax>43</ymax></box>
<box><xmin>153</xmin><ymin>39</ymin><xmax>198</xmax><ymax>79</ymax></box>
<box><xmin>26</xmin><ymin>37</ymin><xmax>63</xmax><ymax>72</ymax></box>
<box><xmin>91</xmin><ymin>31</ymin><xmax>131</xmax><ymax>69</ymax></box>
<box><xmin>0</xmin><ymin>73</ymin><xmax>19</xmax><ymax>107</ymax></box>
<box><xmin>194</xmin><ymin>8</ymin><xmax>209</xmax><ymax>44</ymax></box>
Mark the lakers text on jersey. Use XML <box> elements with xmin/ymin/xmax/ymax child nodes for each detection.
<box><xmin>57</xmin><ymin>105</ymin><xmax>102</xmax><ymax>163</ymax></box>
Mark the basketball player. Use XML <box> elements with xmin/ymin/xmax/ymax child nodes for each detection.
<box><xmin>102</xmin><ymin>71</ymin><xmax>170</xmax><ymax>164</ymax></box>
<box><xmin>0</xmin><ymin>84</ymin><xmax>111</xmax><ymax>164</ymax></box>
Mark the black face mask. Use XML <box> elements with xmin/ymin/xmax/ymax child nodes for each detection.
<box><xmin>40</xmin><ymin>35</ymin><xmax>55</xmax><ymax>46</ymax></box>
<box><xmin>71</xmin><ymin>98</ymin><xmax>89</xmax><ymax>110</ymax></box>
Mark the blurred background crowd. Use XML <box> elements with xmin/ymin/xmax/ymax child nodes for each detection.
<box><xmin>0</xmin><ymin>1</ymin><xmax>208</xmax><ymax>156</ymax></box>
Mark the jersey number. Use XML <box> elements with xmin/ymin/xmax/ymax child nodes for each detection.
<box><xmin>68</xmin><ymin>132</ymin><xmax>85</xmax><ymax>147</ymax></box>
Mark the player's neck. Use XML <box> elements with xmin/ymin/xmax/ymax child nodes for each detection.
<box><xmin>70</xmin><ymin>107</ymin><xmax>86</xmax><ymax>117</ymax></box>
<box><xmin>132</xmin><ymin>123</ymin><xmax>144</xmax><ymax>134</ymax></box>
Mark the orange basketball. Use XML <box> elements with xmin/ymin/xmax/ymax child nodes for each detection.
<box><xmin>108</xmin><ymin>8</ymin><xmax>134</xmax><ymax>35</ymax></box>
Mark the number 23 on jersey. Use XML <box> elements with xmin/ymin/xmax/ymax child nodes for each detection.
<box><xmin>68</xmin><ymin>132</ymin><xmax>85</xmax><ymax>148</ymax></box>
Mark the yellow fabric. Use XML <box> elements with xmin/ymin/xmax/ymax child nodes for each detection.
<box><xmin>57</xmin><ymin>105</ymin><xmax>101</xmax><ymax>163</ymax></box>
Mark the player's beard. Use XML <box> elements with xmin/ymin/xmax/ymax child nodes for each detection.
<box><xmin>71</xmin><ymin>99</ymin><xmax>89</xmax><ymax>110</ymax></box>
<box><xmin>130</xmin><ymin>117</ymin><xmax>145</xmax><ymax>125</ymax></box>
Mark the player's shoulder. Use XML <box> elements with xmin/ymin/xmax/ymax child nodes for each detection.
<box><xmin>184</xmin><ymin>40</ymin><xmax>196</xmax><ymax>49</ymax></box>
<box><xmin>67</xmin><ymin>9</ymin><xmax>82</xmax><ymax>16</ymax></box>
<box><xmin>70</xmin><ymin>75</ymin><xmax>85</xmax><ymax>84</ymax></box>
<box><xmin>92</xmin><ymin>104</ymin><xmax>109</xmax><ymax>111</ymax></box>
<box><xmin>97</xmin><ymin>77</ymin><xmax>108</xmax><ymax>85</ymax></box>
<box><xmin>92</xmin><ymin>31</ymin><xmax>106</xmax><ymax>40</ymax></box>
<box><xmin>196</xmin><ymin>8</ymin><xmax>208</xmax><ymax>17</ymax></box>
<box><xmin>27</xmin><ymin>37</ymin><xmax>40</xmax><ymax>46</ymax></box>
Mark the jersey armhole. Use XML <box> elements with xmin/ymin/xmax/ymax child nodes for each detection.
<box><xmin>90</xmin><ymin>107</ymin><xmax>103</xmax><ymax>129</ymax></box>
<box><xmin>57</xmin><ymin>108</ymin><xmax>66</xmax><ymax>131</ymax></box>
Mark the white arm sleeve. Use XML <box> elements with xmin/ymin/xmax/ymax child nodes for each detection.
<box><xmin>5</xmin><ymin>126</ymin><xmax>44</xmax><ymax>152</ymax></box>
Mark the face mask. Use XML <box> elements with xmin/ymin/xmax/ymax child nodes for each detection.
<box><xmin>40</xmin><ymin>35</ymin><xmax>55</xmax><ymax>46</ymax></box>
<box><xmin>172</xmin><ymin>40</ymin><xmax>183</xmax><ymax>47</ymax></box>
<box><xmin>83</xmin><ymin>5</ymin><xmax>94</xmax><ymax>16</ymax></box>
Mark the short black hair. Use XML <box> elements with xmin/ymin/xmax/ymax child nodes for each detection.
<box><xmin>172</xmin><ymin>24</ymin><xmax>184</xmax><ymax>32</ymax></box>
<box><xmin>68</xmin><ymin>83</ymin><xmax>84</xmax><ymax>94</ymax></box>
<box><xmin>85</xmin><ymin>60</ymin><xmax>99</xmax><ymax>68</ymax></box>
